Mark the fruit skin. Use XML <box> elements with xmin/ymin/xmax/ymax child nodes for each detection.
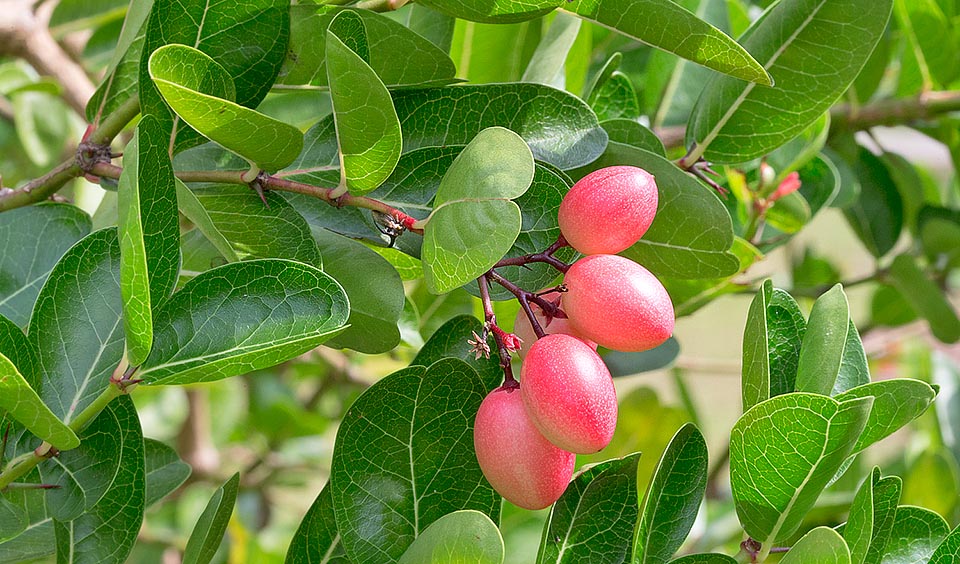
<box><xmin>474</xmin><ymin>385</ymin><xmax>575</xmax><ymax>510</ymax></box>
<box><xmin>512</xmin><ymin>291</ymin><xmax>596</xmax><ymax>358</ymax></box>
<box><xmin>558</xmin><ymin>166</ymin><xmax>658</xmax><ymax>255</ymax></box>
<box><xmin>563</xmin><ymin>254</ymin><xmax>674</xmax><ymax>352</ymax></box>
<box><xmin>520</xmin><ymin>334</ymin><xmax>617</xmax><ymax>454</ymax></box>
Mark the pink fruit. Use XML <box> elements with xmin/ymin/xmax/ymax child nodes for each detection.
<box><xmin>474</xmin><ymin>385</ymin><xmax>575</xmax><ymax>510</ymax></box>
<box><xmin>512</xmin><ymin>291</ymin><xmax>596</xmax><ymax>358</ymax></box>
<box><xmin>520</xmin><ymin>334</ymin><xmax>617</xmax><ymax>454</ymax></box>
<box><xmin>562</xmin><ymin>254</ymin><xmax>674</xmax><ymax>352</ymax></box>
<box><xmin>558</xmin><ymin>166</ymin><xmax>658</xmax><ymax>255</ymax></box>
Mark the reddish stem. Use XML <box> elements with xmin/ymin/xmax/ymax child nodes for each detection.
<box><xmin>478</xmin><ymin>274</ymin><xmax>517</xmax><ymax>386</ymax></box>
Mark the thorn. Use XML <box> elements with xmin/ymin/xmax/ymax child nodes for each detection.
<box><xmin>250</xmin><ymin>179</ymin><xmax>270</xmax><ymax>207</ymax></box>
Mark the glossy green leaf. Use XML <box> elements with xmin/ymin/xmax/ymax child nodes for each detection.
<box><xmin>767</xmin><ymin>289</ymin><xmax>805</xmax><ymax>398</ymax></box>
<box><xmin>795</xmin><ymin>285</ymin><xmax>849</xmax><ymax>396</ymax></box>
<box><xmin>0</xmin><ymin>204</ymin><xmax>91</xmax><ymax>328</ymax></box>
<box><xmin>894</xmin><ymin>0</ymin><xmax>957</xmax><ymax>88</ymax></box>
<box><xmin>663</xmin><ymin>237</ymin><xmax>762</xmax><ymax>317</ymax></box>
<box><xmin>670</xmin><ymin>555</ymin><xmax>738</xmax><ymax>563</ymax></box>
<box><xmin>564</xmin><ymin>0</ymin><xmax>769</xmax><ymax>85</ymax></box>
<box><xmin>0</xmin><ymin>352</ymin><xmax>77</xmax><ymax>451</ymax></box>
<box><xmin>285</xmin><ymin>482</ymin><xmax>348</xmax><ymax>564</ymax></box>
<box><xmin>537</xmin><ymin>454</ymin><xmax>640</xmax><ymax>564</ymax></box>
<box><xmin>687</xmin><ymin>0</ymin><xmax>893</xmax><ymax>163</ymax></box>
<box><xmin>902</xmin><ymin>448</ymin><xmax>959</xmax><ymax>521</ymax></box>
<box><xmin>313</xmin><ymin>228</ymin><xmax>404</xmax><ymax>354</ymax></box>
<box><xmin>602</xmin><ymin>119</ymin><xmax>666</xmax><ymax>156</ymax></box>
<box><xmin>880</xmin><ymin>506</ymin><xmax>949</xmax><ymax>564</ymax></box>
<box><xmin>189</xmin><ymin>185</ymin><xmax>321</xmax><ymax>265</ymax></box>
<box><xmin>85</xmin><ymin>0</ymin><xmax>151</xmax><ymax>122</ymax></box>
<box><xmin>280</xmin><ymin>6</ymin><xmax>457</xmax><ymax>89</ymax></box>
<box><xmin>422</xmin><ymin>127</ymin><xmax>534</xmax><ymax>294</ymax></box>
<box><xmin>117</xmin><ymin>114</ymin><xmax>180</xmax><ymax>366</ymax></box>
<box><xmin>833</xmin><ymin>320</ymin><xmax>869</xmax><ymax>399</ymax></box>
<box><xmin>742</xmin><ymin>280</ymin><xmax>771</xmax><ymax>412</ymax></box>
<box><xmin>522</xmin><ymin>12</ymin><xmax>582</xmax><ymax>85</ymax></box>
<box><xmin>182</xmin><ymin>473</ymin><xmax>240</xmax><ymax>564</ymax></box>
<box><xmin>780</xmin><ymin>527</ymin><xmax>850</xmax><ymax>564</ymax></box>
<box><xmin>930</xmin><ymin>525</ymin><xmax>960</xmax><ymax>563</ymax></box>
<box><xmin>843</xmin><ymin>148</ymin><xmax>903</xmax><ymax>258</ymax></box>
<box><xmin>414</xmin><ymin>0</ymin><xmax>561</xmax><ymax>23</ymax></box>
<box><xmin>326</xmin><ymin>10</ymin><xmax>403</xmax><ymax>195</ymax></box>
<box><xmin>588</xmin><ymin>72</ymin><xmax>639</xmax><ymax>121</ymax></box>
<box><xmin>139</xmin><ymin>260</ymin><xmax>349</xmax><ymax>385</ymax></box>
<box><xmin>29</xmin><ymin>229</ymin><xmax>123</xmax><ymax>424</ymax></box>
<box><xmin>143</xmin><ymin>439</ymin><xmax>191</xmax><ymax>507</ymax></box>
<box><xmin>0</xmin><ymin>314</ymin><xmax>39</xmax><ymax>438</ymax></box>
<box><xmin>398</xmin><ymin>510</ymin><xmax>503</xmax><ymax>564</ymax></box>
<box><xmin>411</xmin><ymin>315</ymin><xmax>503</xmax><ymax>390</ymax></box>
<box><xmin>450</xmin><ymin>20</ymin><xmax>542</xmax><ymax>84</ymax></box>
<box><xmin>174</xmin><ymin>179</ymin><xmax>239</xmax><ymax>263</ymax></box>
<box><xmin>149</xmin><ymin>44</ymin><xmax>302</xmax><ymax>172</ymax></box>
<box><xmin>730</xmin><ymin>393</ymin><xmax>873</xmax><ymax>544</ymax></box>
<box><xmin>330</xmin><ymin>359</ymin><xmax>499</xmax><ymax>564</ymax></box>
<box><xmin>844</xmin><ymin>468</ymin><xmax>879</xmax><ymax>564</ymax></box>
<box><xmin>138</xmin><ymin>0</ymin><xmax>289</xmax><ymax>152</ymax></box>
<box><xmin>635</xmin><ymin>424</ymin><xmax>708</xmax><ymax>564</ymax></box>
<box><xmin>52</xmin><ymin>395</ymin><xmax>145</xmax><ymax>564</ymax></box>
<box><xmin>864</xmin><ymin>475</ymin><xmax>902</xmax><ymax>564</ymax></box>
<box><xmin>887</xmin><ymin>254</ymin><xmax>960</xmax><ymax>343</ymax></box>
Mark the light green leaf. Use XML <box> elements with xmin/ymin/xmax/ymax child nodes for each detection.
<box><xmin>537</xmin><ymin>454</ymin><xmax>640</xmax><ymax>564</ymax></box>
<box><xmin>833</xmin><ymin>320</ymin><xmax>870</xmax><ymax>396</ymax></box>
<box><xmin>888</xmin><ymin>254</ymin><xmax>960</xmax><ymax>344</ymax></box>
<box><xmin>635</xmin><ymin>424</ymin><xmax>708</xmax><ymax>563</ymax></box>
<box><xmin>930</xmin><ymin>525</ymin><xmax>960</xmax><ymax>563</ymax></box>
<box><xmin>795</xmin><ymin>285</ymin><xmax>849</xmax><ymax>396</ymax></box>
<box><xmin>843</xmin><ymin>468</ymin><xmax>879</xmax><ymax>564</ymax></box>
<box><xmin>149</xmin><ymin>44</ymin><xmax>303</xmax><ymax>172</ymax></box>
<box><xmin>588</xmin><ymin>71</ymin><xmax>640</xmax><ymax>121</ymax></box>
<box><xmin>403</xmin><ymin>4</ymin><xmax>456</xmax><ymax>51</ymax></box>
<box><xmin>730</xmin><ymin>393</ymin><xmax>873</xmax><ymax>544</ymax></box>
<box><xmin>780</xmin><ymin>527</ymin><xmax>850</xmax><ymax>564</ymax></box>
<box><xmin>0</xmin><ymin>314</ymin><xmax>39</xmax><ymax>438</ymax></box>
<box><xmin>143</xmin><ymin>439</ymin><xmax>191</xmax><ymax>507</ymax></box>
<box><xmin>564</xmin><ymin>0</ymin><xmax>770</xmax><ymax>85</ymax></box>
<box><xmin>327</xmin><ymin>10</ymin><xmax>403</xmax><ymax>195</ymax></box>
<box><xmin>422</xmin><ymin>127</ymin><xmax>534</xmax><ymax>294</ymax></box>
<box><xmin>919</xmin><ymin>207</ymin><xmax>960</xmax><ymax>268</ymax></box>
<box><xmin>285</xmin><ymin>482</ymin><xmax>348</xmax><ymax>564</ymax></box>
<box><xmin>894</xmin><ymin>0</ymin><xmax>957</xmax><ymax>88</ymax></box>
<box><xmin>398</xmin><ymin>510</ymin><xmax>504</xmax><ymax>564</ymax></box>
<box><xmin>687</xmin><ymin>0</ymin><xmax>893</xmax><ymax>163</ymax></box>
<box><xmin>670</xmin><ymin>555</ymin><xmax>738</xmax><ymax>563</ymax></box>
<box><xmin>139</xmin><ymin>260</ymin><xmax>349</xmax><ymax>385</ymax></box>
<box><xmin>522</xmin><ymin>12</ymin><xmax>582</xmax><ymax>85</ymax></box>
<box><xmin>183</xmin><ymin>473</ymin><xmax>240</xmax><ymax>564</ymax></box>
<box><xmin>118</xmin><ymin>114</ymin><xmax>181</xmax><ymax>366</ymax></box>
<box><xmin>174</xmin><ymin>179</ymin><xmax>239</xmax><ymax>263</ymax></box>
<box><xmin>0</xmin><ymin>204</ymin><xmax>91</xmax><ymax>328</ymax></box>
<box><xmin>902</xmin><ymin>448</ymin><xmax>960</xmax><ymax>521</ymax></box>
<box><xmin>765</xmin><ymin>193</ymin><xmax>811</xmax><ymax>234</ymax></box>
<box><xmin>767</xmin><ymin>289</ymin><xmax>806</xmax><ymax>398</ymax></box>
<box><xmin>0</xmin><ymin>353</ymin><xmax>78</xmax><ymax>450</ymax></box>
<box><xmin>742</xmin><ymin>280</ymin><xmax>771</xmax><ymax>413</ymax></box>
<box><xmin>880</xmin><ymin>506</ymin><xmax>949</xmax><ymax>564</ymax></box>
<box><xmin>450</xmin><ymin>19</ymin><xmax>542</xmax><ymax>84</ymax></box>
<box><xmin>864</xmin><ymin>475</ymin><xmax>902</xmax><ymax>564</ymax></box>
<box><xmin>85</xmin><ymin>0</ymin><xmax>152</xmax><ymax>122</ymax></box>
<box><xmin>413</xmin><ymin>0</ymin><xmax>561</xmax><ymax>23</ymax></box>
<box><xmin>330</xmin><ymin>359</ymin><xmax>500</xmax><ymax>564</ymax></box>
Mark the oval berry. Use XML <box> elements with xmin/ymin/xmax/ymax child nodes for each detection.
<box><xmin>474</xmin><ymin>385</ymin><xmax>575</xmax><ymax>510</ymax></box>
<box><xmin>520</xmin><ymin>334</ymin><xmax>617</xmax><ymax>454</ymax></box>
<box><xmin>562</xmin><ymin>254</ymin><xmax>674</xmax><ymax>352</ymax></box>
<box><xmin>558</xmin><ymin>166</ymin><xmax>658</xmax><ymax>255</ymax></box>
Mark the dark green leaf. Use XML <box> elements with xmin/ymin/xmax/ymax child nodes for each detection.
<box><xmin>930</xmin><ymin>525</ymin><xmax>960</xmax><ymax>563</ymax></box>
<box><xmin>843</xmin><ymin>148</ymin><xmax>903</xmax><ymax>258</ymax></box>
<box><xmin>0</xmin><ymin>496</ymin><xmax>25</xmax><ymax>543</ymax></box>
<box><xmin>880</xmin><ymin>506</ymin><xmax>949</xmax><ymax>564</ymax></box>
<box><xmin>182</xmin><ymin>473</ymin><xmax>240</xmax><ymax>564</ymax></box>
<box><xmin>843</xmin><ymin>467</ymin><xmax>878</xmax><ymax>564</ymax></box>
<box><xmin>85</xmin><ymin>0</ymin><xmax>151</xmax><ymax>122</ymax></box>
<box><xmin>118</xmin><ymin>114</ymin><xmax>180</xmax><ymax>366</ymax></box>
<box><xmin>869</xmin><ymin>284</ymin><xmax>917</xmax><ymax>327</ymax></box>
<box><xmin>537</xmin><ymin>454</ymin><xmax>640</xmax><ymax>564</ymax></box>
<box><xmin>139</xmin><ymin>260</ymin><xmax>349</xmax><ymax>385</ymax></box>
<box><xmin>687</xmin><ymin>0</ymin><xmax>893</xmax><ymax>163</ymax></box>
<box><xmin>741</xmin><ymin>280</ymin><xmax>771</xmax><ymax>412</ymax></box>
<box><xmin>330</xmin><ymin>359</ymin><xmax>499</xmax><ymax>564</ymax></box>
<box><xmin>414</xmin><ymin>0</ymin><xmax>561</xmax><ymax>23</ymax></box>
<box><xmin>635</xmin><ymin>424</ymin><xmax>708</xmax><ymax>563</ymax></box>
<box><xmin>285</xmin><ymin>482</ymin><xmax>348</xmax><ymax>564</ymax></box>
<box><xmin>403</xmin><ymin>4</ymin><xmax>456</xmax><ymax>51</ymax></box>
<box><xmin>565</xmin><ymin>0</ymin><xmax>770</xmax><ymax>85</ymax></box>
<box><xmin>411</xmin><ymin>316</ymin><xmax>503</xmax><ymax>390</ymax></box>
<box><xmin>795</xmin><ymin>285</ymin><xmax>849</xmax><ymax>396</ymax></box>
<box><xmin>174</xmin><ymin>179</ymin><xmax>239</xmax><ymax>264</ymax></box>
<box><xmin>780</xmin><ymin>527</ymin><xmax>850</xmax><ymax>564</ymax></box>
<box><xmin>0</xmin><ymin>204</ymin><xmax>91</xmax><ymax>327</ymax></box>
<box><xmin>588</xmin><ymin>72</ymin><xmax>639</xmax><ymax>121</ymax></box>
<box><xmin>602</xmin><ymin>119</ymin><xmax>666</xmax><ymax>156</ymax></box>
<box><xmin>602</xmin><ymin>338</ymin><xmax>681</xmax><ymax>377</ymax></box>
<box><xmin>0</xmin><ymin>353</ymin><xmax>78</xmax><ymax>450</ymax></box>
<box><xmin>143</xmin><ymin>439</ymin><xmax>191</xmax><ymax>507</ymax></box>
<box><xmin>887</xmin><ymin>254</ymin><xmax>960</xmax><ymax>343</ymax></box>
<box><xmin>918</xmin><ymin>206</ymin><xmax>960</xmax><ymax>268</ymax></box>
<box><xmin>398</xmin><ymin>510</ymin><xmax>504</xmax><ymax>564</ymax></box>
<box><xmin>730</xmin><ymin>393</ymin><xmax>872</xmax><ymax>544</ymax></box>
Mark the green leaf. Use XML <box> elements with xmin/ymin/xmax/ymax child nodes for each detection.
<box><xmin>0</xmin><ymin>204</ymin><xmax>91</xmax><ymax>328</ymax></box>
<box><xmin>189</xmin><ymin>185</ymin><xmax>322</xmax><ymax>265</ymax></box>
<box><xmin>330</xmin><ymin>359</ymin><xmax>500</xmax><ymax>564</ymax></box>
<box><xmin>398</xmin><ymin>510</ymin><xmax>504</xmax><ymax>564</ymax></box>
<box><xmin>30</xmin><ymin>229</ymin><xmax>123</xmax><ymax>424</ymax></box>
<box><xmin>864</xmin><ymin>475</ymin><xmax>902</xmax><ymax>564</ymax></box>
<box><xmin>730</xmin><ymin>393</ymin><xmax>873</xmax><ymax>544</ymax></box>
<box><xmin>0</xmin><ymin>314</ymin><xmax>40</xmax><ymax>436</ymax></box>
<box><xmin>670</xmin><ymin>555</ymin><xmax>738</xmax><ymax>563</ymax></box>
<box><xmin>902</xmin><ymin>448</ymin><xmax>960</xmax><ymax>521</ymax></box>
<box><xmin>143</xmin><ymin>439</ymin><xmax>191</xmax><ymax>507</ymax></box>
<box><xmin>413</xmin><ymin>0</ymin><xmax>561</xmax><ymax>23</ymax></box>
<box><xmin>139</xmin><ymin>259</ymin><xmax>349</xmax><ymax>385</ymax></box>
<box><xmin>148</xmin><ymin>44</ymin><xmax>303</xmax><ymax>172</ymax></box>
<box><xmin>404</xmin><ymin>4</ymin><xmax>456</xmax><ymax>51</ymax></box>
<box><xmin>588</xmin><ymin>72</ymin><xmax>640</xmax><ymax>121</ymax></box>
<box><xmin>280</xmin><ymin>6</ymin><xmax>457</xmax><ymax>89</ymax></box>
<box><xmin>765</xmin><ymin>193</ymin><xmax>811</xmax><ymax>234</ymax></box>
<box><xmin>422</xmin><ymin>127</ymin><xmax>534</xmax><ymax>294</ymax></box>
<box><xmin>832</xmin><ymin>320</ymin><xmax>870</xmax><ymax>396</ymax></box>
<box><xmin>894</xmin><ymin>0</ymin><xmax>957</xmax><ymax>88</ymax></box>
<box><xmin>521</xmin><ymin>12</ymin><xmax>582</xmax><ymax>85</ymax></box>
<box><xmin>0</xmin><ymin>496</ymin><xmax>25</xmax><ymax>543</ymax></box>
<box><xmin>602</xmin><ymin>338</ymin><xmax>681</xmax><ymax>377</ymax></box>
<box><xmin>327</xmin><ymin>10</ymin><xmax>403</xmax><ymax>195</ymax></box>
<box><xmin>843</xmin><ymin>467</ymin><xmax>878</xmax><ymax>564</ymax></box>
<box><xmin>780</xmin><ymin>527</ymin><xmax>850</xmax><ymax>564</ymax></box>
<box><xmin>880</xmin><ymin>506</ymin><xmax>949</xmax><ymax>564</ymax></box>
<box><xmin>687</xmin><ymin>0</ymin><xmax>893</xmax><ymax>163</ymax></box>
<box><xmin>85</xmin><ymin>0</ymin><xmax>151</xmax><ymax>122</ymax></box>
<box><xmin>118</xmin><ymin>114</ymin><xmax>181</xmax><ymax>366</ymax></box>
<box><xmin>843</xmin><ymin>148</ymin><xmax>904</xmax><ymax>258</ymax></box>
<box><xmin>930</xmin><ymin>525</ymin><xmax>960</xmax><ymax>563</ymax></box>
<box><xmin>52</xmin><ymin>395</ymin><xmax>145</xmax><ymax>564</ymax></box>
<box><xmin>887</xmin><ymin>254</ymin><xmax>960</xmax><ymax>344</ymax></box>
<box><xmin>411</xmin><ymin>315</ymin><xmax>503</xmax><ymax>390</ymax></box>
<box><xmin>663</xmin><ymin>237</ymin><xmax>762</xmax><ymax>317</ymax></box>
<box><xmin>870</xmin><ymin>285</ymin><xmax>917</xmax><ymax>328</ymax></box>
<box><xmin>635</xmin><ymin>424</ymin><xmax>708</xmax><ymax>563</ymax></box>
<box><xmin>182</xmin><ymin>473</ymin><xmax>240</xmax><ymax>564</ymax></box>
<box><xmin>767</xmin><ymin>289</ymin><xmax>806</xmax><ymax>398</ymax></box>
<box><xmin>450</xmin><ymin>20</ymin><xmax>542</xmax><ymax>84</ymax></box>
<box><xmin>918</xmin><ymin>207</ymin><xmax>960</xmax><ymax>268</ymax></box>
<box><xmin>285</xmin><ymin>482</ymin><xmax>348</xmax><ymax>564</ymax></box>
<box><xmin>742</xmin><ymin>280</ymin><xmax>771</xmax><ymax>412</ymax></box>
<box><xmin>564</xmin><ymin>0</ymin><xmax>770</xmax><ymax>85</ymax></box>
<box><xmin>0</xmin><ymin>352</ymin><xmax>78</xmax><ymax>450</ymax></box>
<box><xmin>138</xmin><ymin>0</ymin><xmax>289</xmax><ymax>152</ymax></box>
<box><xmin>11</xmin><ymin>91</ymin><xmax>72</xmax><ymax>168</ymax></box>
<box><xmin>795</xmin><ymin>285</ymin><xmax>849</xmax><ymax>396</ymax></box>
<box><xmin>174</xmin><ymin>179</ymin><xmax>239</xmax><ymax>264</ymax></box>
<box><xmin>537</xmin><ymin>454</ymin><xmax>640</xmax><ymax>564</ymax></box>
<box><xmin>602</xmin><ymin>119</ymin><xmax>666</xmax><ymax>156</ymax></box>
<box><xmin>312</xmin><ymin>228</ymin><xmax>404</xmax><ymax>354</ymax></box>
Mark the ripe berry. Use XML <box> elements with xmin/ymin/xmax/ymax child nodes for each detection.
<box><xmin>562</xmin><ymin>254</ymin><xmax>674</xmax><ymax>352</ymax></box>
<box><xmin>512</xmin><ymin>291</ymin><xmax>596</xmax><ymax>358</ymax></box>
<box><xmin>558</xmin><ymin>166</ymin><xmax>658</xmax><ymax>255</ymax></box>
<box><xmin>474</xmin><ymin>385</ymin><xmax>575</xmax><ymax>510</ymax></box>
<box><xmin>520</xmin><ymin>334</ymin><xmax>617</xmax><ymax>454</ymax></box>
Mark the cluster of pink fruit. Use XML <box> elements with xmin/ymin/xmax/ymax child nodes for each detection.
<box><xmin>474</xmin><ymin>166</ymin><xmax>675</xmax><ymax>510</ymax></box>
